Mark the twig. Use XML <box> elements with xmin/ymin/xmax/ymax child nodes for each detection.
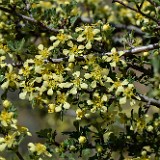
<box><xmin>111</xmin><ymin>23</ymin><xmax>144</xmax><ymax>35</ymax></box>
<box><xmin>16</xmin><ymin>151</ymin><xmax>25</xmax><ymax>160</ymax></box>
<box><xmin>112</xmin><ymin>0</ymin><xmax>158</xmax><ymax>24</ymax></box>
<box><xmin>12</xmin><ymin>43</ymin><xmax>159</xmax><ymax>66</ymax></box>
<box><xmin>0</xmin><ymin>6</ymin><xmax>59</xmax><ymax>35</ymax></box>
<box><xmin>46</xmin><ymin>43</ymin><xmax>159</xmax><ymax>63</ymax></box>
<box><xmin>121</xmin><ymin>43</ymin><xmax>159</xmax><ymax>56</ymax></box>
<box><xmin>147</xmin><ymin>0</ymin><xmax>159</xmax><ymax>7</ymax></box>
<box><xmin>127</xmin><ymin>63</ymin><xmax>152</xmax><ymax>75</ymax></box>
<box><xmin>22</xmin><ymin>0</ymin><xmax>33</xmax><ymax>17</ymax></box>
<box><xmin>137</xmin><ymin>94</ymin><xmax>160</xmax><ymax>108</ymax></box>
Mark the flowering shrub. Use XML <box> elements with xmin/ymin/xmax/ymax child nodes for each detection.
<box><xmin>0</xmin><ymin>0</ymin><xmax>160</xmax><ymax>159</ymax></box>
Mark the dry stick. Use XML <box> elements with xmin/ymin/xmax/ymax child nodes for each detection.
<box><xmin>112</xmin><ymin>0</ymin><xmax>158</xmax><ymax>24</ymax></box>
<box><xmin>147</xmin><ymin>0</ymin><xmax>159</xmax><ymax>7</ymax></box>
<box><xmin>22</xmin><ymin>0</ymin><xmax>33</xmax><ymax>17</ymax></box>
<box><xmin>137</xmin><ymin>94</ymin><xmax>160</xmax><ymax>109</ymax></box>
<box><xmin>16</xmin><ymin>151</ymin><xmax>25</xmax><ymax>160</ymax></box>
<box><xmin>121</xmin><ymin>43</ymin><xmax>159</xmax><ymax>56</ymax></box>
<box><xmin>0</xmin><ymin>6</ymin><xmax>59</xmax><ymax>35</ymax></box>
<box><xmin>111</xmin><ymin>23</ymin><xmax>144</xmax><ymax>35</ymax></box>
<box><xmin>48</xmin><ymin>43</ymin><xmax>159</xmax><ymax>63</ymax></box>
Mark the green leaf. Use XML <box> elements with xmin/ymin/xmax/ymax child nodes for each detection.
<box><xmin>7</xmin><ymin>38</ymin><xmax>25</xmax><ymax>53</ymax></box>
<box><xmin>0</xmin><ymin>75</ymin><xmax>5</xmax><ymax>83</ymax></box>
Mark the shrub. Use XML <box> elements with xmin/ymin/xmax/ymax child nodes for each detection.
<box><xmin>0</xmin><ymin>0</ymin><xmax>160</xmax><ymax>159</ymax></box>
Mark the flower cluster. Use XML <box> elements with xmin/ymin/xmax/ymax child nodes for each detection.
<box><xmin>0</xmin><ymin>0</ymin><xmax>159</xmax><ymax>159</ymax></box>
<box><xmin>28</xmin><ymin>143</ymin><xmax>52</xmax><ymax>158</ymax></box>
<box><xmin>0</xmin><ymin>100</ymin><xmax>31</xmax><ymax>152</ymax></box>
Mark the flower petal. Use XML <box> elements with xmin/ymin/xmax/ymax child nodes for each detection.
<box><xmin>63</xmin><ymin>102</ymin><xmax>70</xmax><ymax>109</ymax></box>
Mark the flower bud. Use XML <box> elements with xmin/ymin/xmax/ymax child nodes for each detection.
<box><xmin>102</xmin><ymin>24</ymin><xmax>110</xmax><ymax>31</ymax></box>
<box><xmin>147</xmin><ymin>125</ymin><xmax>153</xmax><ymax>132</ymax></box>
<box><xmin>143</xmin><ymin>52</ymin><xmax>149</xmax><ymax>56</ymax></box>
<box><xmin>2</xmin><ymin>100</ymin><xmax>11</xmax><ymax>108</ymax></box>
<box><xmin>96</xmin><ymin>145</ymin><xmax>103</xmax><ymax>153</ymax></box>
<box><xmin>78</xmin><ymin>136</ymin><xmax>87</xmax><ymax>144</ymax></box>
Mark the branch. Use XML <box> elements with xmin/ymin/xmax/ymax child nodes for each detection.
<box><xmin>127</xmin><ymin>63</ymin><xmax>152</xmax><ymax>75</ymax></box>
<box><xmin>16</xmin><ymin>151</ymin><xmax>25</xmax><ymax>160</ymax></box>
<box><xmin>22</xmin><ymin>0</ymin><xmax>33</xmax><ymax>17</ymax></box>
<box><xmin>46</xmin><ymin>43</ymin><xmax>159</xmax><ymax>63</ymax></box>
<box><xmin>0</xmin><ymin>6</ymin><xmax>59</xmax><ymax>35</ymax></box>
<box><xmin>111</xmin><ymin>23</ymin><xmax>144</xmax><ymax>35</ymax></box>
<box><xmin>137</xmin><ymin>94</ymin><xmax>160</xmax><ymax>108</ymax></box>
<box><xmin>121</xmin><ymin>43</ymin><xmax>159</xmax><ymax>56</ymax></box>
<box><xmin>147</xmin><ymin>0</ymin><xmax>159</xmax><ymax>7</ymax></box>
<box><xmin>112</xmin><ymin>0</ymin><xmax>159</xmax><ymax>24</ymax></box>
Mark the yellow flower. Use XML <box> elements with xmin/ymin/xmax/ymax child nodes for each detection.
<box><xmin>28</xmin><ymin>143</ymin><xmax>52</xmax><ymax>157</ymax></box>
<box><xmin>63</xmin><ymin>41</ymin><xmax>84</xmax><ymax>62</ymax></box>
<box><xmin>50</xmin><ymin>30</ymin><xmax>72</xmax><ymax>48</ymax></box>
<box><xmin>84</xmin><ymin>64</ymin><xmax>108</xmax><ymax>88</ymax></box>
<box><xmin>1</xmin><ymin>64</ymin><xmax>19</xmax><ymax>90</ymax></box>
<box><xmin>106</xmin><ymin>77</ymin><xmax>129</xmax><ymax>95</ymax></box>
<box><xmin>59</xmin><ymin>71</ymin><xmax>88</xmax><ymax>95</ymax></box>
<box><xmin>76</xmin><ymin>25</ymin><xmax>101</xmax><ymax>49</ymax></box>
<box><xmin>19</xmin><ymin>60</ymin><xmax>33</xmax><ymax>77</ymax></box>
<box><xmin>71</xmin><ymin>71</ymin><xmax>88</xmax><ymax>94</ymax></box>
<box><xmin>18</xmin><ymin>126</ymin><xmax>32</xmax><ymax>136</ymax></box>
<box><xmin>19</xmin><ymin>80</ymin><xmax>35</xmax><ymax>100</ymax></box>
<box><xmin>87</xmin><ymin>92</ymin><xmax>107</xmax><ymax>112</ymax></box>
<box><xmin>76</xmin><ymin>108</ymin><xmax>85</xmax><ymax>120</ymax></box>
<box><xmin>55</xmin><ymin>91</ymin><xmax>70</xmax><ymax>112</ymax></box>
<box><xmin>119</xmin><ymin>84</ymin><xmax>136</xmax><ymax>106</ymax></box>
<box><xmin>40</xmin><ymin>73</ymin><xmax>63</xmax><ymax>96</ymax></box>
<box><xmin>103</xmin><ymin>48</ymin><xmax>125</xmax><ymax>67</ymax></box>
<box><xmin>0</xmin><ymin>111</ymin><xmax>17</xmax><ymax>127</ymax></box>
<box><xmin>0</xmin><ymin>133</ymin><xmax>17</xmax><ymax>151</ymax></box>
<box><xmin>35</xmin><ymin>44</ymin><xmax>53</xmax><ymax>60</ymax></box>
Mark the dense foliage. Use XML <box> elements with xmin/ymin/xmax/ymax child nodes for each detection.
<box><xmin>0</xmin><ymin>0</ymin><xmax>160</xmax><ymax>159</ymax></box>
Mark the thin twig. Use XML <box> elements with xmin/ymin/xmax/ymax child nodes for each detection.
<box><xmin>12</xmin><ymin>43</ymin><xmax>159</xmax><ymax>66</ymax></box>
<box><xmin>112</xmin><ymin>0</ymin><xmax>158</xmax><ymax>23</ymax></box>
<box><xmin>0</xmin><ymin>6</ymin><xmax>59</xmax><ymax>34</ymax></box>
<box><xmin>147</xmin><ymin>0</ymin><xmax>159</xmax><ymax>7</ymax></box>
<box><xmin>137</xmin><ymin>94</ymin><xmax>160</xmax><ymax>108</ymax></box>
<box><xmin>111</xmin><ymin>23</ymin><xmax>144</xmax><ymax>35</ymax></box>
<box><xmin>22</xmin><ymin>0</ymin><xmax>33</xmax><ymax>17</ymax></box>
<box><xmin>121</xmin><ymin>43</ymin><xmax>159</xmax><ymax>56</ymax></box>
<box><xmin>127</xmin><ymin>63</ymin><xmax>152</xmax><ymax>75</ymax></box>
<box><xmin>16</xmin><ymin>151</ymin><xmax>25</xmax><ymax>160</ymax></box>
<box><xmin>46</xmin><ymin>43</ymin><xmax>159</xmax><ymax>63</ymax></box>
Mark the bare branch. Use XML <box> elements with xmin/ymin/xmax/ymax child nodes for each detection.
<box><xmin>121</xmin><ymin>43</ymin><xmax>159</xmax><ymax>56</ymax></box>
<box><xmin>22</xmin><ymin>0</ymin><xmax>33</xmax><ymax>17</ymax></box>
<box><xmin>111</xmin><ymin>23</ymin><xmax>144</xmax><ymax>35</ymax></box>
<box><xmin>147</xmin><ymin>0</ymin><xmax>159</xmax><ymax>7</ymax></box>
<box><xmin>16</xmin><ymin>151</ymin><xmax>25</xmax><ymax>160</ymax></box>
<box><xmin>127</xmin><ymin>63</ymin><xmax>152</xmax><ymax>75</ymax></box>
<box><xmin>0</xmin><ymin>6</ymin><xmax>59</xmax><ymax>34</ymax></box>
<box><xmin>112</xmin><ymin>0</ymin><xmax>158</xmax><ymax>24</ymax></box>
<box><xmin>137</xmin><ymin>94</ymin><xmax>160</xmax><ymax>108</ymax></box>
<box><xmin>47</xmin><ymin>43</ymin><xmax>159</xmax><ymax>63</ymax></box>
